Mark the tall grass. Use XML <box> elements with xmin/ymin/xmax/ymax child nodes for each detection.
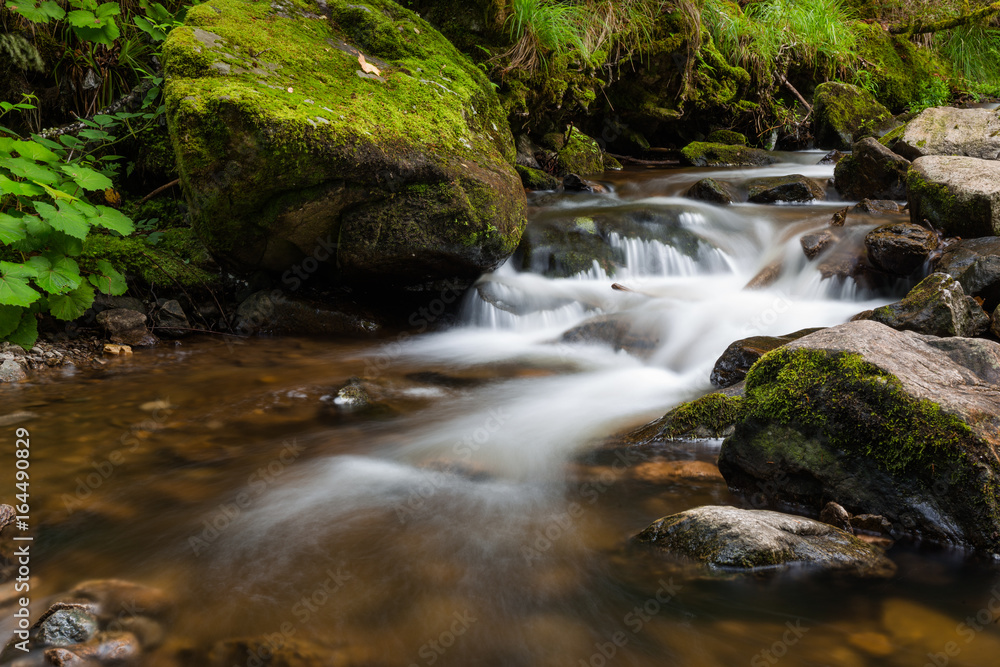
<box><xmin>936</xmin><ymin>23</ymin><xmax>1000</xmax><ymax>93</ymax></box>
<box><xmin>498</xmin><ymin>0</ymin><xmax>666</xmax><ymax>73</ymax></box>
<box><xmin>703</xmin><ymin>0</ymin><xmax>860</xmax><ymax>80</ymax></box>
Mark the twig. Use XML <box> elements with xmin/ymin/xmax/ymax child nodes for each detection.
<box><xmin>150</xmin><ymin>326</ymin><xmax>246</xmax><ymax>338</ymax></box>
<box><xmin>138</xmin><ymin>178</ymin><xmax>180</xmax><ymax>205</ymax></box>
<box><xmin>607</xmin><ymin>153</ymin><xmax>680</xmax><ymax>166</ymax></box>
<box><xmin>777</xmin><ymin>73</ymin><xmax>812</xmax><ymax>112</ymax></box>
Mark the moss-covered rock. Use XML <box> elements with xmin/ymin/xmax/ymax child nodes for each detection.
<box><xmin>718</xmin><ymin>321</ymin><xmax>1000</xmax><ymax>553</ymax></box>
<box><xmin>907</xmin><ymin>156</ymin><xmax>1000</xmax><ymax>238</ymax></box>
<box><xmin>894</xmin><ymin>107</ymin><xmax>1000</xmax><ymax>161</ymax></box>
<box><xmin>870</xmin><ymin>272</ymin><xmax>988</xmax><ymax>337</ymax></box>
<box><xmin>634</xmin><ymin>506</ymin><xmax>894</xmax><ymax>574</ymax></box>
<box><xmin>623</xmin><ymin>392</ymin><xmax>744</xmax><ymax>442</ymax></box>
<box><xmin>679</xmin><ymin>142</ymin><xmax>778</xmax><ymax>167</ymax></box>
<box><xmin>711</xmin><ymin>328</ymin><xmax>824</xmax><ymax>388</ymax></box>
<box><xmin>555</xmin><ymin>131</ymin><xmax>604</xmax><ymax>176</ymax></box>
<box><xmin>705</xmin><ymin>129</ymin><xmax>746</xmax><ymax>146</ymax></box>
<box><xmin>813</xmin><ymin>82</ymin><xmax>895</xmax><ymax>151</ymax></box>
<box><xmin>79</xmin><ymin>232</ymin><xmax>218</xmax><ymax>289</ymax></box>
<box><xmin>515</xmin><ymin>165</ymin><xmax>559</xmax><ymax>191</ymax></box>
<box><xmin>833</xmin><ymin>137</ymin><xmax>910</xmax><ymax>201</ymax></box>
<box><xmin>163</xmin><ymin>0</ymin><xmax>526</xmax><ymax>291</ymax></box>
<box><xmin>854</xmin><ymin>22</ymin><xmax>950</xmax><ymax>113</ymax></box>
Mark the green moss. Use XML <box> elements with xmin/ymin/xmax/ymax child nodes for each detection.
<box><xmin>742</xmin><ymin>347</ymin><xmax>975</xmax><ymax>477</ymax></box>
<box><xmin>514</xmin><ymin>165</ymin><xmax>559</xmax><ymax>191</ymax></box>
<box><xmin>660</xmin><ymin>393</ymin><xmax>744</xmax><ymax>439</ymax></box>
<box><xmin>855</xmin><ymin>22</ymin><xmax>950</xmax><ymax>113</ymax></box>
<box><xmin>680</xmin><ymin>141</ymin><xmax>777</xmax><ymax>167</ymax></box>
<box><xmin>705</xmin><ymin>129</ymin><xmax>747</xmax><ymax>146</ymax></box>
<box><xmin>556</xmin><ymin>131</ymin><xmax>604</xmax><ymax>176</ymax></box>
<box><xmin>813</xmin><ymin>82</ymin><xmax>893</xmax><ymax>149</ymax></box>
<box><xmin>80</xmin><ymin>233</ymin><xmax>218</xmax><ymax>289</ymax></box>
<box><xmin>906</xmin><ymin>171</ymin><xmax>992</xmax><ymax>238</ymax></box>
<box><xmin>878</xmin><ymin>123</ymin><xmax>906</xmax><ymax>149</ymax></box>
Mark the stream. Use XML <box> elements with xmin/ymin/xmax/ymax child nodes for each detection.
<box><xmin>4</xmin><ymin>155</ymin><xmax>1000</xmax><ymax>666</ymax></box>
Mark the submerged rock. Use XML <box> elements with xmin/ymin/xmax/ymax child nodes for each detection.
<box><xmin>686</xmin><ymin>178</ymin><xmax>740</xmax><ymax>205</ymax></box>
<box><xmin>235</xmin><ymin>291</ymin><xmax>381</xmax><ymax>337</ymax></box>
<box><xmin>834</xmin><ymin>137</ymin><xmax>910</xmax><ymax>200</ymax></box>
<box><xmin>851</xmin><ymin>199</ymin><xmax>901</xmax><ymax>215</ymax></box>
<box><xmin>36</xmin><ymin>608</ymin><xmax>100</xmax><ymax>648</ymax></box>
<box><xmin>710</xmin><ymin>328</ymin><xmax>824</xmax><ymax>388</ymax></box>
<box><xmin>0</xmin><ymin>359</ymin><xmax>26</xmax><ymax>383</ymax></box>
<box><xmin>718</xmin><ymin>321</ymin><xmax>1000</xmax><ymax>552</ymax></box>
<box><xmin>800</xmin><ymin>230</ymin><xmax>837</xmax><ymax>259</ymax></box>
<box><xmin>864</xmin><ymin>222</ymin><xmax>938</xmax><ymax>276</ymax></box>
<box><xmin>560</xmin><ymin>314</ymin><xmax>662</xmax><ymax>359</ymax></box>
<box><xmin>634</xmin><ymin>506</ymin><xmax>894</xmax><ymax>574</ymax></box>
<box><xmin>164</xmin><ymin>0</ymin><xmax>525</xmax><ymax>291</ymax></box>
<box><xmin>679</xmin><ymin>142</ymin><xmax>778</xmax><ymax>167</ymax></box>
<box><xmin>894</xmin><ymin>106</ymin><xmax>1000</xmax><ymax>161</ymax></box>
<box><xmin>870</xmin><ymin>273</ymin><xmax>988</xmax><ymax>337</ymax></box>
<box><xmin>907</xmin><ymin>156</ymin><xmax>1000</xmax><ymax>238</ymax></box>
<box><xmin>746</xmin><ymin>175</ymin><xmax>826</xmax><ymax>203</ymax></box>
<box><xmin>813</xmin><ymin>82</ymin><xmax>895</xmax><ymax>150</ymax></box>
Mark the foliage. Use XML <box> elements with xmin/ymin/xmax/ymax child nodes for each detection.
<box><xmin>936</xmin><ymin>23</ymin><xmax>1000</xmax><ymax>95</ymax></box>
<box><xmin>703</xmin><ymin>0</ymin><xmax>861</xmax><ymax>81</ymax></box>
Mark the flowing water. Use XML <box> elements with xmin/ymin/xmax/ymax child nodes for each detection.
<box><xmin>3</xmin><ymin>157</ymin><xmax>1000</xmax><ymax>667</ymax></box>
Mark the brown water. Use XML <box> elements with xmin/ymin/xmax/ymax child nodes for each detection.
<box><xmin>3</xmin><ymin>160</ymin><xmax>1000</xmax><ymax>667</ymax></box>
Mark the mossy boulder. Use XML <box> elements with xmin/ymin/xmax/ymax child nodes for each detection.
<box><xmin>679</xmin><ymin>142</ymin><xmax>778</xmax><ymax>168</ymax></box>
<box><xmin>813</xmin><ymin>82</ymin><xmax>894</xmax><ymax>151</ymax></box>
<box><xmin>555</xmin><ymin>131</ymin><xmax>604</xmax><ymax>176</ymax></box>
<box><xmin>833</xmin><ymin>137</ymin><xmax>910</xmax><ymax>201</ymax></box>
<box><xmin>163</xmin><ymin>0</ymin><xmax>525</xmax><ymax>291</ymax></box>
<box><xmin>515</xmin><ymin>165</ymin><xmax>559</xmax><ymax>191</ymax></box>
<box><xmin>894</xmin><ymin>107</ymin><xmax>1000</xmax><ymax>161</ymax></box>
<box><xmin>710</xmin><ymin>328</ymin><xmax>823</xmax><ymax>388</ymax></box>
<box><xmin>870</xmin><ymin>273</ymin><xmax>988</xmax><ymax>337</ymax></box>
<box><xmin>907</xmin><ymin>156</ymin><xmax>1000</xmax><ymax>238</ymax></box>
<box><xmin>746</xmin><ymin>175</ymin><xmax>825</xmax><ymax>203</ymax></box>
<box><xmin>634</xmin><ymin>506</ymin><xmax>893</xmax><ymax>574</ymax></box>
<box><xmin>718</xmin><ymin>321</ymin><xmax>1000</xmax><ymax>553</ymax></box>
<box><xmin>705</xmin><ymin>129</ymin><xmax>746</xmax><ymax>146</ymax></box>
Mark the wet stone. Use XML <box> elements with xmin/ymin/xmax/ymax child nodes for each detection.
<box><xmin>36</xmin><ymin>608</ymin><xmax>100</xmax><ymax>648</ymax></box>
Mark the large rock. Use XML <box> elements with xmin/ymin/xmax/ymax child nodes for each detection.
<box><xmin>679</xmin><ymin>142</ymin><xmax>779</xmax><ymax>167</ymax></box>
<box><xmin>235</xmin><ymin>291</ymin><xmax>382</xmax><ymax>337</ymax></box>
<box><xmin>833</xmin><ymin>137</ymin><xmax>910</xmax><ymax>200</ymax></box>
<box><xmin>718</xmin><ymin>321</ymin><xmax>1000</xmax><ymax>552</ymax></box>
<box><xmin>623</xmin><ymin>392</ymin><xmax>744</xmax><ymax>442</ymax></box>
<box><xmin>813</xmin><ymin>82</ymin><xmax>895</xmax><ymax>150</ymax></box>
<box><xmin>686</xmin><ymin>178</ymin><xmax>740</xmax><ymax>205</ymax></box>
<box><xmin>95</xmin><ymin>309</ymin><xmax>158</xmax><ymax>347</ymax></box>
<box><xmin>907</xmin><ymin>156</ymin><xmax>1000</xmax><ymax>238</ymax></box>
<box><xmin>633</xmin><ymin>506</ymin><xmax>893</xmax><ymax>574</ymax></box>
<box><xmin>894</xmin><ymin>107</ymin><xmax>1000</xmax><ymax>161</ymax></box>
<box><xmin>164</xmin><ymin>0</ymin><xmax>526</xmax><ymax>290</ymax></box>
<box><xmin>864</xmin><ymin>222</ymin><xmax>938</xmax><ymax>276</ymax></box>
<box><xmin>555</xmin><ymin>131</ymin><xmax>604</xmax><ymax>176</ymax></box>
<box><xmin>746</xmin><ymin>175</ymin><xmax>826</xmax><ymax>203</ymax></box>
<box><xmin>870</xmin><ymin>273</ymin><xmax>988</xmax><ymax>337</ymax></box>
<box><xmin>936</xmin><ymin>237</ymin><xmax>1000</xmax><ymax>311</ymax></box>
<box><xmin>710</xmin><ymin>328</ymin><xmax>823</xmax><ymax>388</ymax></box>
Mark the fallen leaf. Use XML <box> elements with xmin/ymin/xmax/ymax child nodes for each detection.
<box><xmin>358</xmin><ymin>53</ymin><xmax>381</xmax><ymax>76</ymax></box>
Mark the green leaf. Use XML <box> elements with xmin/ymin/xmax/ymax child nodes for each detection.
<box><xmin>66</xmin><ymin>9</ymin><xmax>98</xmax><ymax>27</ymax></box>
<box><xmin>0</xmin><ymin>261</ymin><xmax>37</xmax><ymax>280</ymax></box>
<box><xmin>92</xmin><ymin>114</ymin><xmax>116</xmax><ymax>126</ymax></box>
<box><xmin>47</xmin><ymin>281</ymin><xmax>94</xmax><ymax>320</ymax></box>
<box><xmin>0</xmin><ymin>214</ymin><xmax>28</xmax><ymax>245</ymax></box>
<box><xmin>59</xmin><ymin>164</ymin><xmax>112</xmax><ymax>191</ymax></box>
<box><xmin>34</xmin><ymin>200</ymin><xmax>91</xmax><ymax>239</ymax></box>
<box><xmin>10</xmin><ymin>1</ymin><xmax>64</xmax><ymax>23</ymax></box>
<box><xmin>0</xmin><ymin>305</ymin><xmax>24</xmax><ymax>339</ymax></box>
<box><xmin>13</xmin><ymin>139</ymin><xmax>59</xmax><ymax>163</ymax></box>
<box><xmin>29</xmin><ymin>135</ymin><xmax>65</xmax><ymax>152</ymax></box>
<box><xmin>7</xmin><ymin>310</ymin><xmax>38</xmax><ymax>351</ymax></box>
<box><xmin>78</xmin><ymin>128</ymin><xmax>111</xmax><ymax>142</ymax></box>
<box><xmin>90</xmin><ymin>206</ymin><xmax>134</xmax><ymax>235</ymax></box>
<box><xmin>49</xmin><ymin>232</ymin><xmax>84</xmax><ymax>257</ymax></box>
<box><xmin>6</xmin><ymin>157</ymin><xmax>58</xmax><ymax>183</ymax></box>
<box><xmin>0</xmin><ymin>175</ymin><xmax>44</xmax><ymax>197</ymax></box>
<box><xmin>95</xmin><ymin>2</ymin><xmax>120</xmax><ymax>18</ymax></box>
<box><xmin>89</xmin><ymin>260</ymin><xmax>127</xmax><ymax>295</ymax></box>
<box><xmin>27</xmin><ymin>255</ymin><xmax>81</xmax><ymax>295</ymax></box>
<box><xmin>22</xmin><ymin>216</ymin><xmax>52</xmax><ymax>243</ymax></box>
<box><xmin>59</xmin><ymin>134</ymin><xmax>83</xmax><ymax>149</ymax></box>
<box><xmin>0</xmin><ymin>266</ymin><xmax>40</xmax><ymax>308</ymax></box>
